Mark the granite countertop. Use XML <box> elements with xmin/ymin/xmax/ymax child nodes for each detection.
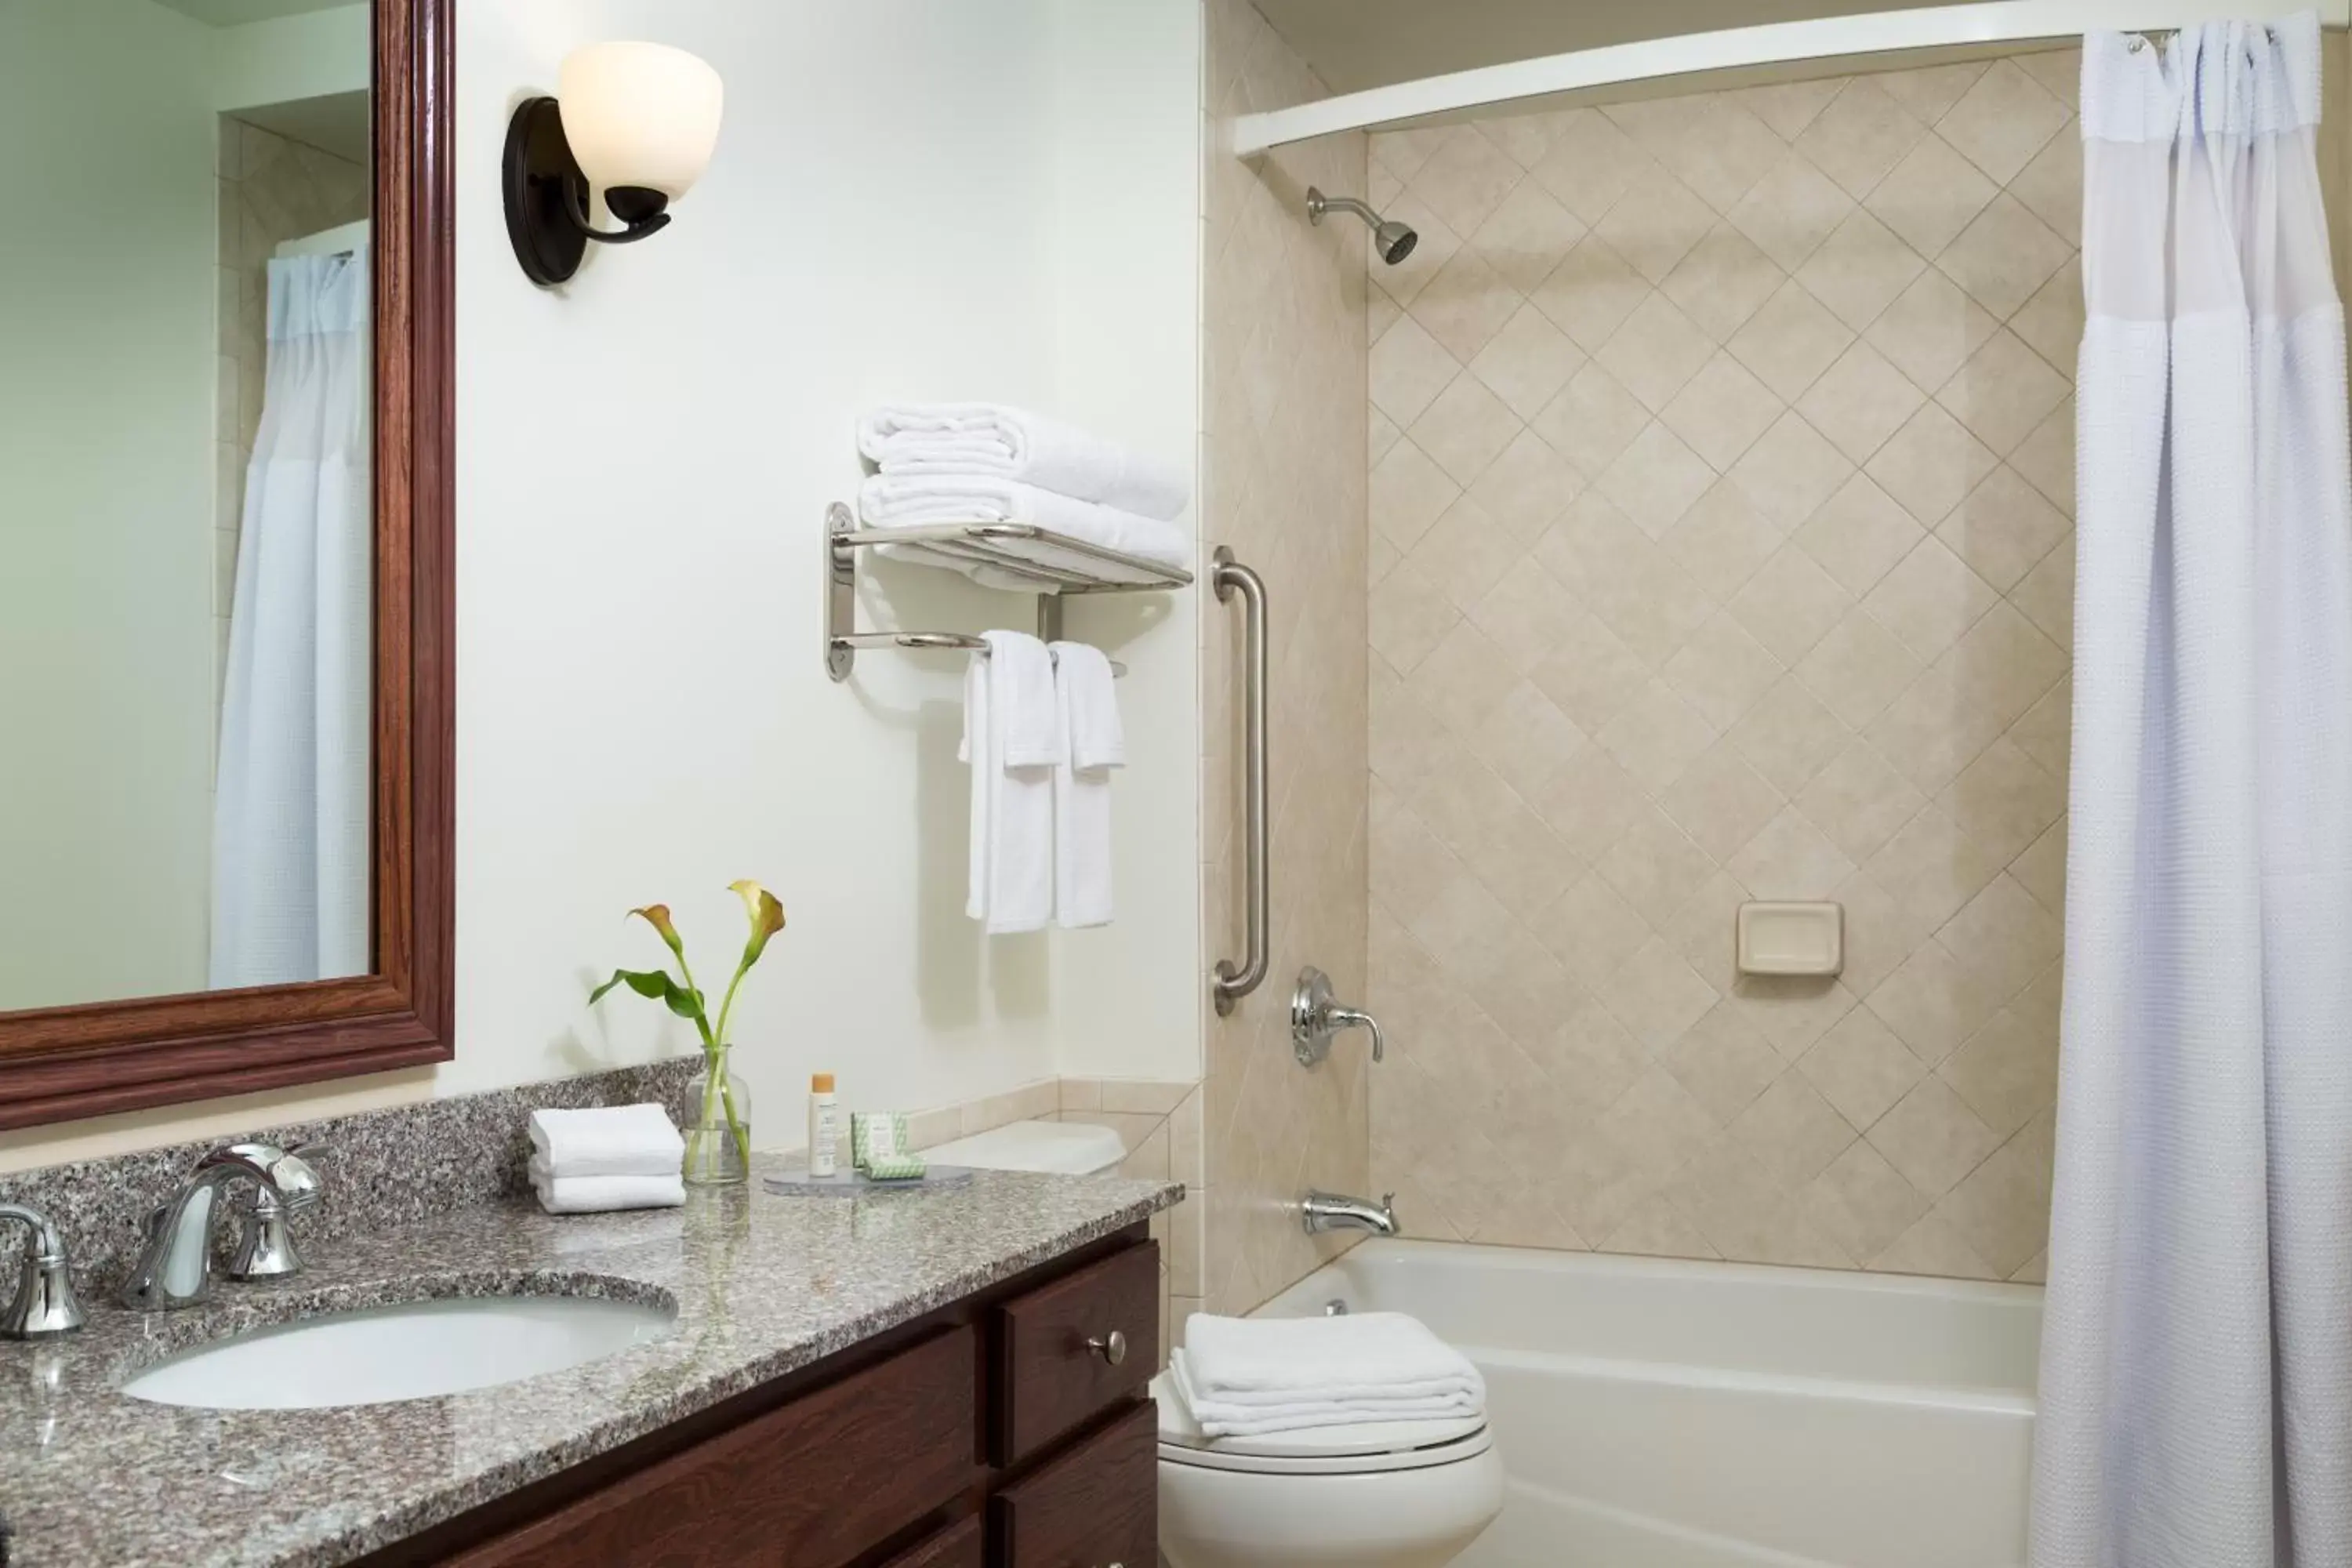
<box><xmin>0</xmin><ymin>1157</ymin><xmax>1181</xmax><ymax>1568</ymax></box>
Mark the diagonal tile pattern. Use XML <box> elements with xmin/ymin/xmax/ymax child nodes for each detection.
<box><xmin>1365</xmin><ymin>53</ymin><xmax>2082</xmax><ymax>1283</ymax></box>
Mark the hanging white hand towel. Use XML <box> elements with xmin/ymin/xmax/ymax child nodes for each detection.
<box><xmin>856</xmin><ymin>403</ymin><xmax>1192</xmax><ymax>521</ymax></box>
<box><xmin>526</xmin><ymin>1104</ymin><xmax>684</xmax><ymax>1178</ymax></box>
<box><xmin>960</xmin><ymin>630</ymin><xmax>1056</xmax><ymax>934</ymax></box>
<box><xmin>961</xmin><ymin>653</ymin><xmax>993</xmax><ymax>921</ymax></box>
<box><xmin>1048</xmin><ymin>642</ymin><xmax>1121</xmax><ymax>928</ymax></box>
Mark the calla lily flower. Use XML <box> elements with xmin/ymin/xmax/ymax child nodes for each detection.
<box><xmin>587</xmin><ymin>882</ymin><xmax>787</xmax><ymax>1176</ymax></box>
<box><xmin>629</xmin><ymin>904</ymin><xmax>685</xmax><ymax>959</ymax></box>
<box><xmin>728</xmin><ymin>879</ymin><xmax>786</xmax><ymax>966</ymax></box>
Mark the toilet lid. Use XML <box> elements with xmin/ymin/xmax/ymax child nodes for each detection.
<box><xmin>1151</xmin><ymin>1377</ymin><xmax>1490</xmax><ymax>1476</ymax></box>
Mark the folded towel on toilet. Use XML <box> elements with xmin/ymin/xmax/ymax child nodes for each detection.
<box><xmin>1170</xmin><ymin>1310</ymin><xmax>1485</xmax><ymax>1436</ymax></box>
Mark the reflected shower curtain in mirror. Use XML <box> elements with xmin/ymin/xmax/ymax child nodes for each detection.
<box><xmin>209</xmin><ymin>249</ymin><xmax>371</xmax><ymax>989</ymax></box>
<box><xmin>2034</xmin><ymin>16</ymin><xmax>2352</xmax><ymax>1566</ymax></box>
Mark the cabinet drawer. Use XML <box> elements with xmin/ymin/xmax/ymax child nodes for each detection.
<box><xmin>880</xmin><ymin>1514</ymin><xmax>982</xmax><ymax>1568</ymax></box>
<box><xmin>993</xmin><ymin>1240</ymin><xmax>1158</xmax><ymax>1465</ymax></box>
<box><xmin>992</xmin><ymin>1400</ymin><xmax>1157</xmax><ymax>1568</ymax></box>
<box><xmin>444</xmin><ymin>1326</ymin><xmax>982</xmax><ymax>1568</ymax></box>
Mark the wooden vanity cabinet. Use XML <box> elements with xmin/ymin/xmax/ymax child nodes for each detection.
<box><xmin>361</xmin><ymin>1227</ymin><xmax>1159</xmax><ymax>1568</ymax></box>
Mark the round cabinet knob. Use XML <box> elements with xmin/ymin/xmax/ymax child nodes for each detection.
<box><xmin>1086</xmin><ymin>1329</ymin><xmax>1128</xmax><ymax>1366</ymax></box>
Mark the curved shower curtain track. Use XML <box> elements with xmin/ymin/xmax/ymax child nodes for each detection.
<box><xmin>1230</xmin><ymin>0</ymin><xmax>2351</xmax><ymax>154</ymax></box>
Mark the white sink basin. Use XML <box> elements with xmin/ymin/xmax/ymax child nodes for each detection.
<box><xmin>120</xmin><ymin>1293</ymin><xmax>676</xmax><ymax>1410</ymax></box>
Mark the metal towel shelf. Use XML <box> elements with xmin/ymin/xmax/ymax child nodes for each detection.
<box><xmin>824</xmin><ymin>503</ymin><xmax>1192</xmax><ymax>681</ymax></box>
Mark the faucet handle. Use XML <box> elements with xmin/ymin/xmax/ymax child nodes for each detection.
<box><xmin>1291</xmin><ymin>967</ymin><xmax>1388</xmax><ymax>1067</ymax></box>
<box><xmin>0</xmin><ymin>1203</ymin><xmax>85</xmax><ymax>1339</ymax></box>
<box><xmin>221</xmin><ymin>1141</ymin><xmax>326</xmax><ymax>1210</ymax></box>
<box><xmin>223</xmin><ymin>1144</ymin><xmax>326</xmax><ymax>1280</ymax></box>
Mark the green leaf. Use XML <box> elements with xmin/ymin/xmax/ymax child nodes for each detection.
<box><xmin>589</xmin><ymin>967</ymin><xmax>708</xmax><ymax>1030</ymax></box>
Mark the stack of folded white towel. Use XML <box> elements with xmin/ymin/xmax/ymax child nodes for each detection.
<box><xmin>856</xmin><ymin>403</ymin><xmax>1192</xmax><ymax>586</ymax></box>
<box><xmin>1170</xmin><ymin>1310</ymin><xmax>1487</xmax><ymax>1438</ymax></box>
<box><xmin>961</xmin><ymin>630</ymin><xmax>1123</xmax><ymax>932</ymax></box>
<box><xmin>528</xmin><ymin>1103</ymin><xmax>686</xmax><ymax>1214</ymax></box>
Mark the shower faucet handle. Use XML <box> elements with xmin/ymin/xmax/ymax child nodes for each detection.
<box><xmin>1292</xmin><ymin>967</ymin><xmax>1387</xmax><ymax>1068</ymax></box>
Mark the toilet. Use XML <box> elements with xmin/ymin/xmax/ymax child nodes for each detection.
<box><xmin>1153</xmin><ymin>1367</ymin><xmax>1505</xmax><ymax>1568</ymax></box>
<box><xmin>920</xmin><ymin>1118</ymin><xmax>1128</xmax><ymax>1174</ymax></box>
<box><xmin>920</xmin><ymin>1119</ymin><xmax>1500</xmax><ymax>1566</ymax></box>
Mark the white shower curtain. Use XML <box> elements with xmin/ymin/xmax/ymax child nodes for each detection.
<box><xmin>2034</xmin><ymin>15</ymin><xmax>2352</xmax><ymax>1566</ymax></box>
<box><xmin>209</xmin><ymin>248</ymin><xmax>372</xmax><ymax>989</ymax></box>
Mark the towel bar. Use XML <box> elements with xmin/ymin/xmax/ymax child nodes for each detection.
<box><xmin>823</xmin><ymin>503</ymin><xmax>1190</xmax><ymax>681</ymax></box>
<box><xmin>829</xmin><ymin>630</ymin><xmax>1129</xmax><ymax>677</ymax></box>
<box><xmin>1210</xmin><ymin>547</ymin><xmax>1269</xmax><ymax>1015</ymax></box>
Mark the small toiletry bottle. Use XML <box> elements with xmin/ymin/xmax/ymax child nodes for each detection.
<box><xmin>808</xmin><ymin>1074</ymin><xmax>839</xmax><ymax>1178</ymax></box>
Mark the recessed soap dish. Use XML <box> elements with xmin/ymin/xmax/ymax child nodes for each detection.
<box><xmin>1736</xmin><ymin>901</ymin><xmax>1844</xmax><ymax>978</ymax></box>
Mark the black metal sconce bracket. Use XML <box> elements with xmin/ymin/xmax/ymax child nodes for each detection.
<box><xmin>503</xmin><ymin>96</ymin><xmax>673</xmax><ymax>286</ymax></box>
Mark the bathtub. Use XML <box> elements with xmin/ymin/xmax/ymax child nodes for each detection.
<box><xmin>1253</xmin><ymin>1240</ymin><xmax>2042</xmax><ymax>1568</ymax></box>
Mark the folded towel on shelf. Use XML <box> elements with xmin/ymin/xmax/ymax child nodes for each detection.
<box><xmin>858</xmin><ymin>475</ymin><xmax>1192</xmax><ymax>587</ymax></box>
<box><xmin>1170</xmin><ymin>1311</ymin><xmax>1486</xmax><ymax>1436</ymax></box>
<box><xmin>961</xmin><ymin>631</ymin><xmax>1057</xmax><ymax>934</ymax></box>
<box><xmin>526</xmin><ymin>1103</ymin><xmax>684</xmax><ymax>1178</ymax></box>
<box><xmin>858</xmin><ymin>403</ymin><xmax>1191</xmax><ymax>522</ymax></box>
<box><xmin>530</xmin><ymin>1165</ymin><xmax>687</xmax><ymax>1215</ymax></box>
<box><xmin>1049</xmin><ymin>641</ymin><xmax>1121</xmax><ymax>929</ymax></box>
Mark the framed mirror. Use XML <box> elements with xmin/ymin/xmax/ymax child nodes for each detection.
<box><xmin>0</xmin><ymin>0</ymin><xmax>452</xmax><ymax>1127</ymax></box>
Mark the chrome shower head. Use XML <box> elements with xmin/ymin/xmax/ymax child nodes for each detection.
<box><xmin>1305</xmin><ymin>187</ymin><xmax>1419</xmax><ymax>265</ymax></box>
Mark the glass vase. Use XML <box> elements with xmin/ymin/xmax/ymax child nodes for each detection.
<box><xmin>683</xmin><ymin>1046</ymin><xmax>753</xmax><ymax>1187</ymax></box>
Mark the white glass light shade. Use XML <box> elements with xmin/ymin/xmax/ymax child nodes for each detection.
<box><xmin>556</xmin><ymin>42</ymin><xmax>724</xmax><ymax>201</ymax></box>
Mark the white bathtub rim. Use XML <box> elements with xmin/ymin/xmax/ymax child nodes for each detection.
<box><xmin>1264</xmin><ymin>1236</ymin><xmax>2044</xmax><ymax>1400</ymax></box>
<box><xmin>1466</xmin><ymin>1345</ymin><xmax>2038</xmax><ymax>1417</ymax></box>
<box><xmin>1318</xmin><ymin>1236</ymin><xmax>2043</xmax><ymax>1310</ymax></box>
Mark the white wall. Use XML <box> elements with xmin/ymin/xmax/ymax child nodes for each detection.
<box><xmin>0</xmin><ymin>0</ymin><xmax>218</xmax><ymax>1013</ymax></box>
<box><xmin>0</xmin><ymin>0</ymin><xmax>1205</xmax><ymax>1168</ymax></box>
<box><xmin>1047</xmin><ymin>0</ymin><xmax>1205</xmax><ymax>1083</ymax></box>
<box><xmin>212</xmin><ymin>4</ymin><xmax>368</xmax><ymax>114</ymax></box>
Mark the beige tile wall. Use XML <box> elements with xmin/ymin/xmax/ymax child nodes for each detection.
<box><xmin>1198</xmin><ymin>0</ymin><xmax>1374</xmax><ymax>1321</ymax></box>
<box><xmin>1364</xmin><ymin>53</ymin><xmax>2085</xmax><ymax>1283</ymax></box>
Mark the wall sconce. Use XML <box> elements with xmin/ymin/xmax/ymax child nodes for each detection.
<box><xmin>503</xmin><ymin>42</ymin><xmax>724</xmax><ymax>287</ymax></box>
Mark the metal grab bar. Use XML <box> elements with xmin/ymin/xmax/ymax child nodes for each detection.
<box><xmin>1212</xmin><ymin>547</ymin><xmax>1269</xmax><ymax>1016</ymax></box>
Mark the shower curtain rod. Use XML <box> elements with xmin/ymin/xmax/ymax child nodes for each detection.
<box><xmin>1229</xmin><ymin>0</ymin><xmax>2350</xmax><ymax>154</ymax></box>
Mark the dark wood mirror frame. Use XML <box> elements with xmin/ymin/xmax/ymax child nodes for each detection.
<box><xmin>0</xmin><ymin>0</ymin><xmax>455</xmax><ymax>1131</ymax></box>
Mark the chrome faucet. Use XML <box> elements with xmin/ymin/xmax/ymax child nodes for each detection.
<box><xmin>1301</xmin><ymin>1189</ymin><xmax>1398</xmax><ymax>1236</ymax></box>
<box><xmin>1292</xmin><ymin>967</ymin><xmax>1385</xmax><ymax>1068</ymax></box>
<box><xmin>120</xmin><ymin>1142</ymin><xmax>323</xmax><ymax>1311</ymax></box>
<box><xmin>0</xmin><ymin>1203</ymin><xmax>85</xmax><ymax>1338</ymax></box>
